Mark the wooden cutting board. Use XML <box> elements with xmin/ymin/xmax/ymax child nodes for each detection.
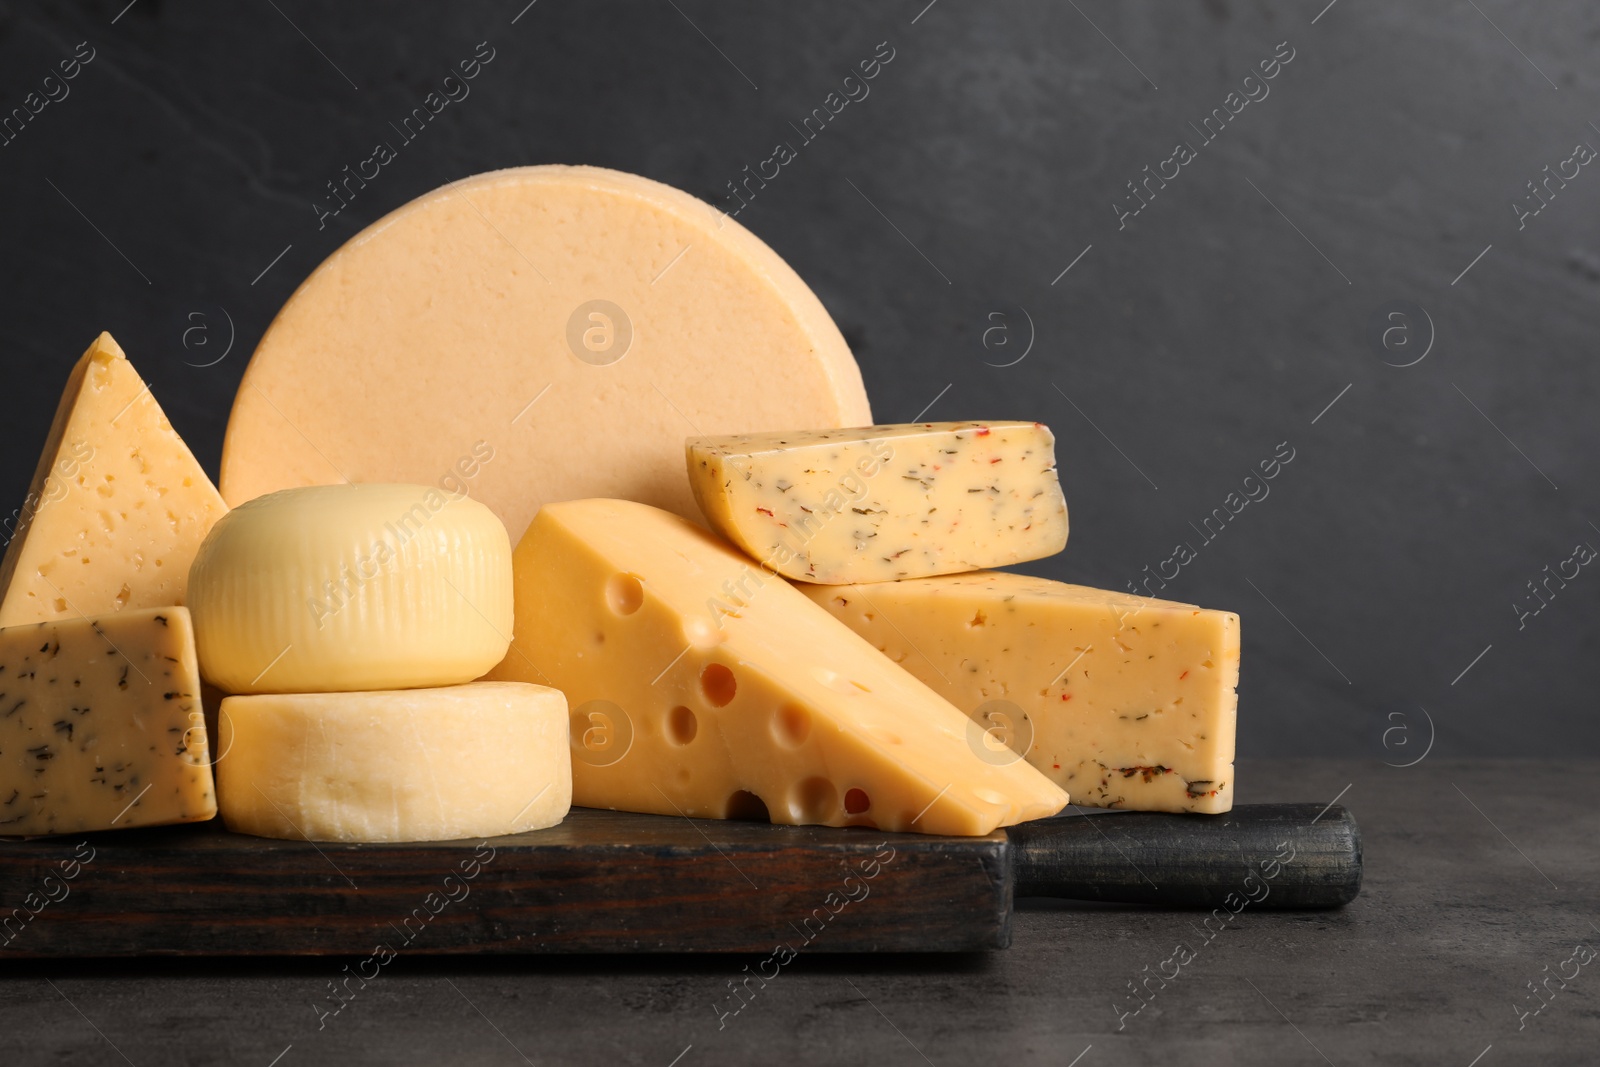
<box><xmin>0</xmin><ymin>803</ymin><xmax>1360</xmax><ymax>956</ymax></box>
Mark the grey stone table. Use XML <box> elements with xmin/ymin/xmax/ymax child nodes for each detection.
<box><xmin>1</xmin><ymin>759</ymin><xmax>1595</xmax><ymax>1066</ymax></box>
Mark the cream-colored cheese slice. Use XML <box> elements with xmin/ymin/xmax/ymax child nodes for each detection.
<box><xmin>220</xmin><ymin>166</ymin><xmax>871</xmax><ymax>539</ymax></box>
<box><xmin>0</xmin><ymin>606</ymin><xmax>215</xmax><ymax>836</ymax></box>
<box><xmin>216</xmin><ymin>682</ymin><xmax>570</xmax><ymax>843</ymax></box>
<box><xmin>687</xmin><ymin>421</ymin><xmax>1068</xmax><ymax>583</ymax></box>
<box><xmin>0</xmin><ymin>332</ymin><xmax>227</xmax><ymax>628</ymax></box>
<box><xmin>800</xmin><ymin>572</ymin><xmax>1239</xmax><ymax>813</ymax></box>
<box><xmin>186</xmin><ymin>484</ymin><xmax>512</xmax><ymax>694</ymax></box>
<box><xmin>485</xmin><ymin>498</ymin><xmax>1067</xmax><ymax>836</ymax></box>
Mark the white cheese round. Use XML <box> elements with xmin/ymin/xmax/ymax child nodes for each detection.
<box><xmin>216</xmin><ymin>682</ymin><xmax>570</xmax><ymax>843</ymax></box>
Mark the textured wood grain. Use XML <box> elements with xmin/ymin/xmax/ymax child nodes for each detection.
<box><xmin>0</xmin><ymin>804</ymin><xmax>1358</xmax><ymax>957</ymax></box>
<box><xmin>0</xmin><ymin>809</ymin><xmax>1011</xmax><ymax>957</ymax></box>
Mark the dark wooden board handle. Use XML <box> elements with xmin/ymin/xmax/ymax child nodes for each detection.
<box><xmin>1007</xmin><ymin>803</ymin><xmax>1361</xmax><ymax>909</ymax></box>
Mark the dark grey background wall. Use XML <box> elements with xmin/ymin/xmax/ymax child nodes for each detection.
<box><xmin>0</xmin><ymin>1</ymin><xmax>1594</xmax><ymax>759</ymax></box>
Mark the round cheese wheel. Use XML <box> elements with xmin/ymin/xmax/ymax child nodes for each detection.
<box><xmin>220</xmin><ymin>165</ymin><xmax>872</xmax><ymax>540</ymax></box>
<box><xmin>186</xmin><ymin>483</ymin><xmax>512</xmax><ymax>694</ymax></box>
<box><xmin>216</xmin><ymin>682</ymin><xmax>571</xmax><ymax>842</ymax></box>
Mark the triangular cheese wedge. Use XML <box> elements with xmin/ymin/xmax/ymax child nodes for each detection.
<box><xmin>486</xmin><ymin>498</ymin><xmax>1068</xmax><ymax>836</ymax></box>
<box><xmin>0</xmin><ymin>332</ymin><xmax>227</xmax><ymax>627</ymax></box>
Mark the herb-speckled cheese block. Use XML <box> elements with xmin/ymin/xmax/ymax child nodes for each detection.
<box><xmin>485</xmin><ymin>498</ymin><xmax>1068</xmax><ymax>837</ymax></box>
<box><xmin>686</xmin><ymin>422</ymin><xmax>1068</xmax><ymax>584</ymax></box>
<box><xmin>799</xmin><ymin>572</ymin><xmax>1239</xmax><ymax>813</ymax></box>
<box><xmin>0</xmin><ymin>332</ymin><xmax>227</xmax><ymax>628</ymax></box>
<box><xmin>220</xmin><ymin>165</ymin><xmax>872</xmax><ymax>541</ymax></box>
<box><xmin>0</xmin><ymin>606</ymin><xmax>215</xmax><ymax>836</ymax></box>
<box><xmin>216</xmin><ymin>682</ymin><xmax>570</xmax><ymax>843</ymax></box>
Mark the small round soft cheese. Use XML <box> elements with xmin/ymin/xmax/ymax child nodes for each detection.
<box><xmin>187</xmin><ymin>483</ymin><xmax>512</xmax><ymax>693</ymax></box>
<box><xmin>216</xmin><ymin>682</ymin><xmax>571</xmax><ymax>842</ymax></box>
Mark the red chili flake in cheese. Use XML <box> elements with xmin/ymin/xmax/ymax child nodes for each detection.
<box><xmin>690</xmin><ymin>422</ymin><xmax>1068</xmax><ymax>584</ymax></box>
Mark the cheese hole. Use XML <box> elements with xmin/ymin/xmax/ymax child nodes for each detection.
<box><xmin>700</xmin><ymin>663</ymin><xmax>736</xmax><ymax>707</ymax></box>
<box><xmin>726</xmin><ymin>790</ymin><xmax>770</xmax><ymax>822</ymax></box>
<box><xmin>667</xmin><ymin>705</ymin><xmax>697</xmax><ymax>745</ymax></box>
<box><xmin>606</xmin><ymin>573</ymin><xmax>644</xmax><ymax>615</ymax></box>
<box><xmin>972</xmin><ymin>788</ymin><xmax>1009</xmax><ymax>806</ymax></box>
<box><xmin>968</xmin><ymin>611</ymin><xmax>986</xmax><ymax>628</ymax></box>
<box><xmin>774</xmin><ymin>704</ymin><xmax>811</xmax><ymax>747</ymax></box>
<box><xmin>790</xmin><ymin>777</ymin><xmax>837</xmax><ymax>821</ymax></box>
<box><xmin>844</xmin><ymin>788</ymin><xmax>871</xmax><ymax>814</ymax></box>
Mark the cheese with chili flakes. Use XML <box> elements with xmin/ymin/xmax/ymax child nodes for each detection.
<box><xmin>799</xmin><ymin>571</ymin><xmax>1239</xmax><ymax>813</ymax></box>
<box><xmin>686</xmin><ymin>421</ymin><xmax>1067</xmax><ymax>584</ymax></box>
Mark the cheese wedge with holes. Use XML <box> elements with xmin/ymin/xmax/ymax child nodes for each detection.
<box><xmin>216</xmin><ymin>682</ymin><xmax>570</xmax><ymax>842</ymax></box>
<box><xmin>0</xmin><ymin>333</ymin><xmax>227</xmax><ymax>628</ymax></box>
<box><xmin>186</xmin><ymin>484</ymin><xmax>512</xmax><ymax>694</ymax></box>
<box><xmin>800</xmin><ymin>573</ymin><xmax>1239</xmax><ymax>813</ymax></box>
<box><xmin>220</xmin><ymin>165</ymin><xmax>872</xmax><ymax>541</ymax></box>
<box><xmin>485</xmin><ymin>498</ymin><xmax>1067</xmax><ymax>836</ymax></box>
<box><xmin>0</xmin><ymin>606</ymin><xmax>215</xmax><ymax>836</ymax></box>
<box><xmin>687</xmin><ymin>421</ymin><xmax>1068</xmax><ymax>584</ymax></box>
